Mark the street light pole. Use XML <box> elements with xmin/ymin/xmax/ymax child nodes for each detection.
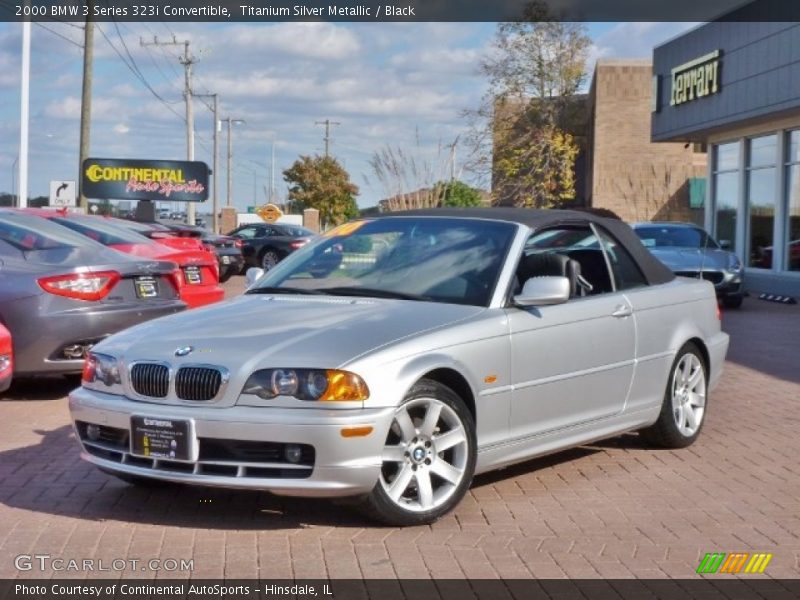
<box><xmin>220</xmin><ymin>117</ymin><xmax>245</xmax><ymax>208</ymax></box>
<box><xmin>18</xmin><ymin>20</ymin><xmax>30</xmax><ymax>208</ymax></box>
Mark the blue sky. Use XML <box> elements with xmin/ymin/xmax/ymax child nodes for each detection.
<box><xmin>0</xmin><ymin>21</ymin><xmax>696</xmax><ymax>210</ymax></box>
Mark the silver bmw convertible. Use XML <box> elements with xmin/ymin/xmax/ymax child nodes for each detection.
<box><xmin>69</xmin><ymin>208</ymin><xmax>729</xmax><ymax>525</ymax></box>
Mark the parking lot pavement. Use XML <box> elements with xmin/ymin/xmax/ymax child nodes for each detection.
<box><xmin>0</xmin><ymin>284</ymin><xmax>797</xmax><ymax>580</ymax></box>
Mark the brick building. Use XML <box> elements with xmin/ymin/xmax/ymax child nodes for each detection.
<box><xmin>492</xmin><ymin>59</ymin><xmax>707</xmax><ymax>224</ymax></box>
<box><xmin>587</xmin><ymin>59</ymin><xmax>707</xmax><ymax>223</ymax></box>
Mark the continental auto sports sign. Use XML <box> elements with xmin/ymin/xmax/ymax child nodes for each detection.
<box><xmin>82</xmin><ymin>158</ymin><xmax>209</xmax><ymax>202</ymax></box>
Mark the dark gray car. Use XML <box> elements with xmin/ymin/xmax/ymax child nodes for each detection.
<box><xmin>632</xmin><ymin>222</ymin><xmax>745</xmax><ymax>308</ymax></box>
<box><xmin>0</xmin><ymin>210</ymin><xmax>186</xmax><ymax>377</ymax></box>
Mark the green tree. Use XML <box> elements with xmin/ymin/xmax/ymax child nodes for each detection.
<box><xmin>436</xmin><ymin>180</ymin><xmax>483</xmax><ymax>207</ymax></box>
<box><xmin>283</xmin><ymin>155</ymin><xmax>359</xmax><ymax>227</ymax></box>
<box><xmin>463</xmin><ymin>5</ymin><xmax>590</xmax><ymax>207</ymax></box>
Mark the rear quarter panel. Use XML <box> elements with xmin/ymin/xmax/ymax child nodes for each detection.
<box><xmin>625</xmin><ymin>278</ymin><xmax>728</xmax><ymax>418</ymax></box>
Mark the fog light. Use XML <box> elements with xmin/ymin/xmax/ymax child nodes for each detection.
<box><xmin>86</xmin><ymin>424</ymin><xmax>101</xmax><ymax>441</ymax></box>
<box><xmin>284</xmin><ymin>444</ymin><xmax>303</xmax><ymax>464</ymax></box>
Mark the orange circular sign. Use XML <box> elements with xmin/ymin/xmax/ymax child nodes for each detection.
<box><xmin>256</xmin><ymin>203</ymin><xmax>283</xmax><ymax>223</ymax></box>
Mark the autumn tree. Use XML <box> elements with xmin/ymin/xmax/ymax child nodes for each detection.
<box><xmin>283</xmin><ymin>155</ymin><xmax>359</xmax><ymax>228</ymax></box>
<box><xmin>463</xmin><ymin>6</ymin><xmax>591</xmax><ymax>208</ymax></box>
<box><xmin>437</xmin><ymin>180</ymin><xmax>484</xmax><ymax>207</ymax></box>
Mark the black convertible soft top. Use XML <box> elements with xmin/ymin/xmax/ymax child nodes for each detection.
<box><xmin>377</xmin><ymin>207</ymin><xmax>676</xmax><ymax>286</ymax></box>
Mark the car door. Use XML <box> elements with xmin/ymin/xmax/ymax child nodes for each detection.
<box><xmin>230</xmin><ymin>225</ymin><xmax>265</xmax><ymax>265</ymax></box>
<box><xmin>506</xmin><ymin>225</ymin><xmax>636</xmax><ymax>440</ymax></box>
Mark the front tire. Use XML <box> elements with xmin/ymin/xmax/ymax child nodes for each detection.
<box><xmin>640</xmin><ymin>342</ymin><xmax>708</xmax><ymax>448</ymax></box>
<box><xmin>360</xmin><ymin>379</ymin><xmax>476</xmax><ymax>526</ymax></box>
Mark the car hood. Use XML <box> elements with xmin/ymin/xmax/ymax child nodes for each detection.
<box><xmin>95</xmin><ymin>294</ymin><xmax>485</xmax><ymax>370</ymax></box>
<box><xmin>648</xmin><ymin>247</ymin><xmax>731</xmax><ymax>271</ymax></box>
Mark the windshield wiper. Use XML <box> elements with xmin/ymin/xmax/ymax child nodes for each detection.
<box><xmin>246</xmin><ymin>286</ymin><xmax>327</xmax><ymax>296</ymax></box>
<box><xmin>320</xmin><ymin>286</ymin><xmax>432</xmax><ymax>301</ymax></box>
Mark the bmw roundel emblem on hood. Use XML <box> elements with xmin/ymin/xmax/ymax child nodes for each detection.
<box><xmin>174</xmin><ymin>346</ymin><xmax>194</xmax><ymax>357</ymax></box>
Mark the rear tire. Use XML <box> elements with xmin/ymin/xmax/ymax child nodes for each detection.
<box><xmin>640</xmin><ymin>342</ymin><xmax>708</xmax><ymax>448</ymax></box>
<box><xmin>359</xmin><ymin>379</ymin><xmax>476</xmax><ymax>526</ymax></box>
<box><xmin>219</xmin><ymin>267</ymin><xmax>234</xmax><ymax>283</ymax></box>
<box><xmin>722</xmin><ymin>295</ymin><xmax>743</xmax><ymax>309</ymax></box>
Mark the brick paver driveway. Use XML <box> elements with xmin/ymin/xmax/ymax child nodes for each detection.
<box><xmin>0</xmin><ymin>279</ymin><xmax>798</xmax><ymax>580</ymax></box>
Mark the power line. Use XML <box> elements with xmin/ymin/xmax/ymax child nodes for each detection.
<box><xmin>95</xmin><ymin>24</ymin><xmax>186</xmax><ymax>122</ymax></box>
<box><xmin>32</xmin><ymin>21</ymin><xmax>83</xmax><ymax>49</ymax></box>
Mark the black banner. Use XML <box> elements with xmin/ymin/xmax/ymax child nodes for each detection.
<box><xmin>3</xmin><ymin>579</ymin><xmax>800</xmax><ymax>600</ymax></box>
<box><xmin>3</xmin><ymin>0</ymin><xmax>800</xmax><ymax>22</ymax></box>
<box><xmin>81</xmin><ymin>158</ymin><xmax>210</xmax><ymax>203</ymax></box>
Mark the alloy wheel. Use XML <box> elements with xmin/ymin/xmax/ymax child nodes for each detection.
<box><xmin>671</xmin><ymin>353</ymin><xmax>706</xmax><ymax>437</ymax></box>
<box><xmin>379</xmin><ymin>397</ymin><xmax>469</xmax><ymax>512</ymax></box>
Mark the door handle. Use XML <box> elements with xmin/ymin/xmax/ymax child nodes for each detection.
<box><xmin>611</xmin><ymin>304</ymin><xmax>632</xmax><ymax>318</ymax></box>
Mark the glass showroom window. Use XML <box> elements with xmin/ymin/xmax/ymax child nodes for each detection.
<box><xmin>713</xmin><ymin>141</ymin><xmax>739</xmax><ymax>251</ymax></box>
<box><xmin>785</xmin><ymin>130</ymin><xmax>800</xmax><ymax>272</ymax></box>
<box><xmin>746</xmin><ymin>134</ymin><xmax>777</xmax><ymax>268</ymax></box>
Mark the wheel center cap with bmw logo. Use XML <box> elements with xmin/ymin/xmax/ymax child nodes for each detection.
<box><xmin>175</xmin><ymin>346</ymin><xmax>193</xmax><ymax>357</ymax></box>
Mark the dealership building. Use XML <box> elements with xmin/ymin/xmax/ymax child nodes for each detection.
<box><xmin>652</xmin><ymin>20</ymin><xmax>800</xmax><ymax>295</ymax></box>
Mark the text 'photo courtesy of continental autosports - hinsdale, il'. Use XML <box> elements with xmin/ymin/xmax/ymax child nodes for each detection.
<box><xmin>70</xmin><ymin>209</ymin><xmax>728</xmax><ymax>526</ymax></box>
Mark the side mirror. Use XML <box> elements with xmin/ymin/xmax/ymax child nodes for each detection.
<box><xmin>513</xmin><ymin>276</ymin><xmax>570</xmax><ymax>307</ymax></box>
<box><xmin>719</xmin><ymin>239</ymin><xmax>732</xmax><ymax>250</ymax></box>
<box><xmin>245</xmin><ymin>267</ymin><xmax>264</xmax><ymax>286</ymax></box>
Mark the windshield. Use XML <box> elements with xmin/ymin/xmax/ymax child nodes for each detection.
<box><xmin>250</xmin><ymin>217</ymin><xmax>517</xmax><ymax>307</ymax></box>
<box><xmin>51</xmin><ymin>216</ymin><xmax>155</xmax><ymax>246</ymax></box>
<box><xmin>276</xmin><ymin>225</ymin><xmax>315</xmax><ymax>237</ymax></box>
<box><xmin>634</xmin><ymin>226</ymin><xmax>719</xmax><ymax>250</ymax></box>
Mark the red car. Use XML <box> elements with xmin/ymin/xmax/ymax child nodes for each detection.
<box><xmin>0</xmin><ymin>323</ymin><xmax>11</xmax><ymax>393</ymax></box>
<box><xmin>19</xmin><ymin>210</ymin><xmax>224</xmax><ymax>308</ymax></box>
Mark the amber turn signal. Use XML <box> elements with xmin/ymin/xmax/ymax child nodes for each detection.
<box><xmin>320</xmin><ymin>370</ymin><xmax>370</xmax><ymax>401</ymax></box>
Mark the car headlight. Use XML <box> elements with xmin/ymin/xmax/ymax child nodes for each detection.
<box><xmin>81</xmin><ymin>352</ymin><xmax>123</xmax><ymax>395</ymax></box>
<box><xmin>241</xmin><ymin>368</ymin><xmax>369</xmax><ymax>402</ymax></box>
<box><xmin>728</xmin><ymin>254</ymin><xmax>743</xmax><ymax>272</ymax></box>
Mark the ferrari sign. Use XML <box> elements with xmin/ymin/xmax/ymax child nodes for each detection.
<box><xmin>81</xmin><ymin>158</ymin><xmax>210</xmax><ymax>203</ymax></box>
<box><xmin>256</xmin><ymin>203</ymin><xmax>283</xmax><ymax>223</ymax></box>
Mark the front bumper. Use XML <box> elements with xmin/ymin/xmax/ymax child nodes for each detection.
<box><xmin>68</xmin><ymin>386</ymin><xmax>393</xmax><ymax>497</ymax></box>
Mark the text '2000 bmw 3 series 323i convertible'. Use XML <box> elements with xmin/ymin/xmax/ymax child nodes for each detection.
<box><xmin>69</xmin><ymin>208</ymin><xmax>729</xmax><ymax>526</ymax></box>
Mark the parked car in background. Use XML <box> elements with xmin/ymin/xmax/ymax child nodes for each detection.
<box><xmin>226</xmin><ymin>222</ymin><xmax>315</xmax><ymax>270</ymax></box>
<box><xmin>17</xmin><ymin>209</ymin><xmax>224</xmax><ymax>308</ymax></box>
<box><xmin>161</xmin><ymin>223</ymin><xmax>245</xmax><ymax>282</ymax></box>
<box><xmin>114</xmin><ymin>220</ymin><xmax>245</xmax><ymax>283</ymax></box>
<box><xmin>0</xmin><ymin>210</ymin><xmax>186</xmax><ymax>378</ymax></box>
<box><xmin>632</xmin><ymin>222</ymin><xmax>745</xmax><ymax>308</ymax></box>
<box><xmin>0</xmin><ymin>323</ymin><xmax>12</xmax><ymax>393</ymax></box>
<box><xmin>70</xmin><ymin>208</ymin><xmax>728</xmax><ymax>525</ymax></box>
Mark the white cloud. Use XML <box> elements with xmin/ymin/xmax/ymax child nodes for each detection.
<box><xmin>113</xmin><ymin>123</ymin><xmax>130</xmax><ymax>134</ymax></box>
<box><xmin>220</xmin><ymin>23</ymin><xmax>360</xmax><ymax>60</ymax></box>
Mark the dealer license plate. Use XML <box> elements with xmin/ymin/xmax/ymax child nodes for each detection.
<box><xmin>184</xmin><ymin>266</ymin><xmax>202</xmax><ymax>285</ymax></box>
<box><xmin>134</xmin><ymin>276</ymin><xmax>158</xmax><ymax>298</ymax></box>
<box><xmin>130</xmin><ymin>416</ymin><xmax>193</xmax><ymax>461</ymax></box>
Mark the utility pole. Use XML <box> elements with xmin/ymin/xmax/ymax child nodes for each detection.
<box><xmin>78</xmin><ymin>12</ymin><xmax>93</xmax><ymax>210</ymax></box>
<box><xmin>315</xmin><ymin>119</ymin><xmax>340</xmax><ymax>158</ymax></box>
<box><xmin>141</xmin><ymin>35</ymin><xmax>197</xmax><ymax>224</ymax></box>
<box><xmin>196</xmin><ymin>94</ymin><xmax>219</xmax><ymax>232</ymax></box>
<box><xmin>269</xmin><ymin>137</ymin><xmax>275</xmax><ymax>203</ymax></box>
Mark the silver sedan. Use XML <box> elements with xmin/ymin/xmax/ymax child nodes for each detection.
<box><xmin>69</xmin><ymin>209</ymin><xmax>729</xmax><ymax>526</ymax></box>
